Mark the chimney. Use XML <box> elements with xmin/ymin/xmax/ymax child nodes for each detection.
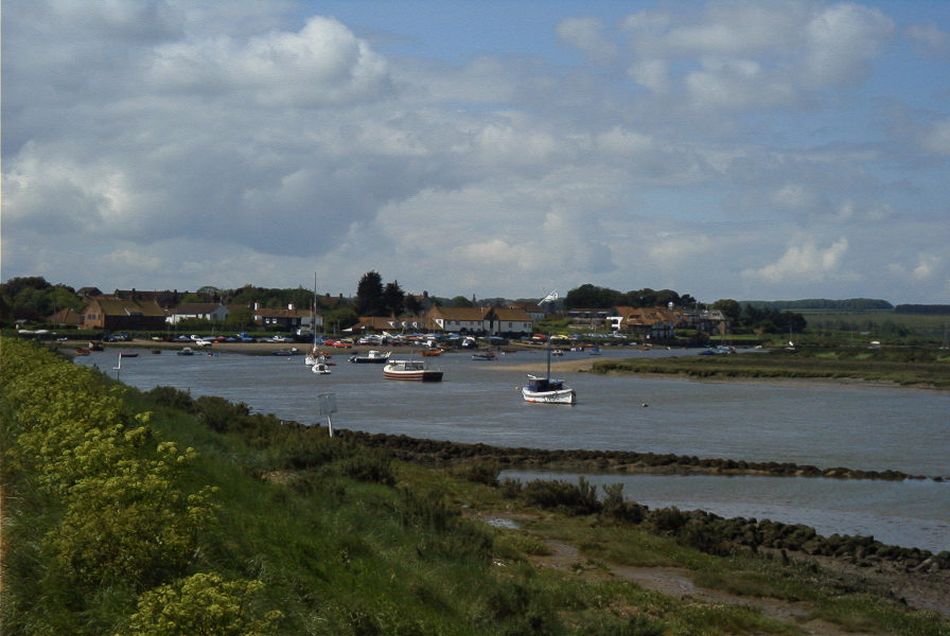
<box><xmin>288</xmin><ymin>303</ymin><xmax>294</xmax><ymax>311</ymax></box>
<box><xmin>254</xmin><ymin>302</ymin><xmax>260</xmax><ymax>311</ymax></box>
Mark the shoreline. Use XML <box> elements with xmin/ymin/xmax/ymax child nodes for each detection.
<box><xmin>487</xmin><ymin>354</ymin><xmax>950</xmax><ymax>392</ymax></box>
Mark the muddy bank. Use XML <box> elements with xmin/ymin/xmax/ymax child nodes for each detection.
<box><xmin>338</xmin><ymin>430</ymin><xmax>945</xmax><ymax>482</ymax></box>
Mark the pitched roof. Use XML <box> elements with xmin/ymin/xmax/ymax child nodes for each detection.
<box><xmin>615</xmin><ymin>306</ymin><xmax>683</xmax><ymax>326</ymax></box>
<box><xmin>253</xmin><ymin>307</ymin><xmax>310</xmax><ymax>319</ymax></box>
<box><xmin>48</xmin><ymin>307</ymin><xmax>82</xmax><ymax>325</ymax></box>
<box><xmin>492</xmin><ymin>307</ymin><xmax>533</xmax><ymax>321</ymax></box>
<box><xmin>355</xmin><ymin>316</ymin><xmax>423</xmax><ymax>330</ymax></box>
<box><xmin>429</xmin><ymin>306</ymin><xmax>490</xmax><ymax>321</ymax></box>
<box><xmin>172</xmin><ymin>303</ymin><xmax>223</xmax><ymax>315</ymax></box>
<box><xmin>89</xmin><ymin>297</ymin><xmax>166</xmax><ymax>317</ymax></box>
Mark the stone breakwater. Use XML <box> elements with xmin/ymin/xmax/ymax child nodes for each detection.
<box><xmin>338</xmin><ymin>430</ymin><xmax>945</xmax><ymax>482</ymax></box>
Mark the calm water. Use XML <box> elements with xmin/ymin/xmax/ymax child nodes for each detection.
<box><xmin>502</xmin><ymin>470</ymin><xmax>949</xmax><ymax>553</ymax></box>
<box><xmin>77</xmin><ymin>348</ymin><xmax>950</xmax><ymax>550</ymax></box>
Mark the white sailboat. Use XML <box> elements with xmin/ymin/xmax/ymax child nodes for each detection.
<box><xmin>305</xmin><ymin>273</ymin><xmax>326</xmax><ymax>369</ymax></box>
<box><xmin>522</xmin><ymin>342</ymin><xmax>575</xmax><ymax>404</ymax></box>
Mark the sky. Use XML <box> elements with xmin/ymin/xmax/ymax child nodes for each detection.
<box><xmin>2</xmin><ymin>0</ymin><xmax>949</xmax><ymax>303</ymax></box>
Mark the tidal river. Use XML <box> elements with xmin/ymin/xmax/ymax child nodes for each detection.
<box><xmin>77</xmin><ymin>347</ymin><xmax>950</xmax><ymax>552</ymax></box>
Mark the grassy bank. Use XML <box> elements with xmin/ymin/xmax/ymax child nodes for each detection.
<box><xmin>2</xmin><ymin>337</ymin><xmax>947</xmax><ymax>635</ymax></box>
<box><xmin>589</xmin><ymin>346</ymin><xmax>950</xmax><ymax>389</ymax></box>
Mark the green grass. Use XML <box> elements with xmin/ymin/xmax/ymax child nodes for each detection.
<box><xmin>591</xmin><ymin>346</ymin><xmax>950</xmax><ymax>388</ymax></box>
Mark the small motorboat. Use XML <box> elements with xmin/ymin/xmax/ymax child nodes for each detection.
<box><xmin>522</xmin><ymin>346</ymin><xmax>576</xmax><ymax>405</ymax></box>
<box><xmin>522</xmin><ymin>375</ymin><xmax>576</xmax><ymax>404</ymax></box>
<box><xmin>471</xmin><ymin>351</ymin><xmax>496</xmax><ymax>361</ymax></box>
<box><xmin>349</xmin><ymin>350</ymin><xmax>391</xmax><ymax>363</ymax></box>
<box><xmin>311</xmin><ymin>361</ymin><xmax>332</xmax><ymax>375</ymax></box>
<box><xmin>383</xmin><ymin>359</ymin><xmax>443</xmax><ymax>382</ymax></box>
<box><xmin>74</xmin><ymin>348</ymin><xmax>91</xmax><ymax>356</ymax></box>
<box><xmin>177</xmin><ymin>347</ymin><xmax>195</xmax><ymax>356</ymax></box>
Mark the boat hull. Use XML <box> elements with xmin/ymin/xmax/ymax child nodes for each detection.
<box><xmin>384</xmin><ymin>369</ymin><xmax>443</xmax><ymax>382</ymax></box>
<box><xmin>521</xmin><ymin>387</ymin><xmax>576</xmax><ymax>404</ymax></box>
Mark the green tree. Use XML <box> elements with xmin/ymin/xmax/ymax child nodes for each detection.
<box><xmin>713</xmin><ymin>299</ymin><xmax>741</xmax><ymax>323</ymax></box>
<box><xmin>356</xmin><ymin>271</ymin><xmax>384</xmax><ymax>316</ymax></box>
<box><xmin>324</xmin><ymin>306</ymin><xmax>359</xmax><ymax>332</ymax></box>
<box><xmin>405</xmin><ymin>294</ymin><xmax>423</xmax><ymax>315</ymax></box>
<box><xmin>450</xmin><ymin>295</ymin><xmax>474</xmax><ymax>308</ymax></box>
<box><xmin>565</xmin><ymin>284</ymin><xmax>622</xmax><ymax>308</ymax></box>
<box><xmin>382</xmin><ymin>280</ymin><xmax>405</xmax><ymax>316</ymax></box>
<box><xmin>225</xmin><ymin>306</ymin><xmax>253</xmax><ymax>330</ymax></box>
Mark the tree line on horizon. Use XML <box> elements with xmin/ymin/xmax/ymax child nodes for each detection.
<box><xmin>2</xmin><ymin>274</ymin><xmax>942</xmax><ymax>330</ymax></box>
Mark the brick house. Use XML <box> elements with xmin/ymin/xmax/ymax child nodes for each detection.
<box><xmin>81</xmin><ymin>297</ymin><xmax>167</xmax><ymax>331</ymax></box>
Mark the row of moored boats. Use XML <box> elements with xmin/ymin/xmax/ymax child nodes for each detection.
<box><xmin>303</xmin><ymin>346</ymin><xmax>575</xmax><ymax>403</ymax></box>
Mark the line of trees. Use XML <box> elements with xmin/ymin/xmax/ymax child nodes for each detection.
<box><xmin>895</xmin><ymin>304</ymin><xmax>950</xmax><ymax>315</ymax></box>
<box><xmin>743</xmin><ymin>298</ymin><xmax>893</xmax><ymax>311</ymax></box>
<box><xmin>564</xmin><ymin>284</ymin><xmax>698</xmax><ymax>309</ymax></box>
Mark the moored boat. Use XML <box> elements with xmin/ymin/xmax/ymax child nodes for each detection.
<box><xmin>522</xmin><ymin>375</ymin><xmax>576</xmax><ymax>404</ymax></box>
<box><xmin>383</xmin><ymin>359</ymin><xmax>443</xmax><ymax>382</ymax></box>
<box><xmin>522</xmin><ymin>344</ymin><xmax>575</xmax><ymax>404</ymax></box>
<box><xmin>177</xmin><ymin>347</ymin><xmax>195</xmax><ymax>356</ymax></box>
<box><xmin>349</xmin><ymin>350</ymin><xmax>391</xmax><ymax>363</ymax></box>
<box><xmin>312</xmin><ymin>361</ymin><xmax>332</xmax><ymax>375</ymax></box>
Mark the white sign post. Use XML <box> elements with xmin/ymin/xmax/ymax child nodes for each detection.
<box><xmin>318</xmin><ymin>393</ymin><xmax>338</xmax><ymax>437</ymax></box>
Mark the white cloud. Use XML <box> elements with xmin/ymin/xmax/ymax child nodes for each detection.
<box><xmin>619</xmin><ymin>1</ymin><xmax>893</xmax><ymax>110</ymax></box>
<box><xmin>772</xmin><ymin>183</ymin><xmax>816</xmax><ymax>210</ymax></box>
<box><xmin>147</xmin><ymin>16</ymin><xmax>393</xmax><ymax>106</ymax></box>
<box><xmin>628</xmin><ymin>58</ymin><xmax>670</xmax><ymax>93</ymax></box>
<box><xmin>912</xmin><ymin>255</ymin><xmax>938</xmax><ymax>281</ymax></box>
<box><xmin>920</xmin><ymin>119</ymin><xmax>950</xmax><ymax>156</ymax></box>
<box><xmin>744</xmin><ymin>237</ymin><xmax>849</xmax><ymax>284</ymax></box>
<box><xmin>803</xmin><ymin>3</ymin><xmax>894</xmax><ymax>86</ymax></box>
<box><xmin>906</xmin><ymin>23</ymin><xmax>950</xmax><ymax>56</ymax></box>
<box><xmin>557</xmin><ymin>17</ymin><xmax>617</xmax><ymax>63</ymax></box>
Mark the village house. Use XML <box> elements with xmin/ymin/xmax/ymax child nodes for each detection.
<box><xmin>425</xmin><ymin>306</ymin><xmax>491</xmax><ymax>334</ymax></box>
<box><xmin>610</xmin><ymin>306</ymin><xmax>684</xmax><ymax>341</ymax></box>
<box><xmin>47</xmin><ymin>307</ymin><xmax>83</xmax><ymax>327</ymax></box>
<box><xmin>506</xmin><ymin>301</ymin><xmax>546</xmax><ymax>322</ymax></box>
<box><xmin>166</xmin><ymin>302</ymin><xmax>229</xmax><ymax>325</ymax></box>
<box><xmin>567</xmin><ymin>308</ymin><xmax>611</xmax><ymax>330</ymax></box>
<box><xmin>425</xmin><ymin>306</ymin><xmax>534</xmax><ymax>337</ymax></box>
<box><xmin>488</xmin><ymin>307</ymin><xmax>534</xmax><ymax>336</ymax></box>
<box><xmin>250</xmin><ymin>303</ymin><xmax>317</xmax><ymax>331</ymax></box>
<box><xmin>80</xmin><ymin>297</ymin><xmax>167</xmax><ymax>331</ymax></box>
<box><xmin>351</xmin><ymin>316</ymin><xmax>424</xmax><ymax>334</ymax></box>
<box><xmin>683</xmin><ymin>308</ymin><xmax>729</xmax><ymax>334</ymax></box>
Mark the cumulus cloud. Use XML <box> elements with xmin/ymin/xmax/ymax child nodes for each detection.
<box><xmin>620</xmin><ymin>1</ymin><xmax>893</xmax><ymax>110</ymax></box>
<box><xmin>146</xmin><ymin>16</ymin><xmax>393</xmax><ymax>106</ymax></box>
<box><xmin>744</xmin><ymin>237</ymin><xmax>849</xmax><ymax>284</ymax></box>
<box><xmin>557</xmin><ymin>17</ymin><xmax>617</xmax><ymax>63</ymax></box>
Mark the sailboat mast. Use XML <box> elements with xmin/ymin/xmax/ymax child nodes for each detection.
<box><xmin>312</xmin><ymin>273</ymin><xmax>317</xmax><ymax>348</ymax></box>
<box><xmin>546</xmin><ymin>339</ymin><xmax>552</xmax><ymax>380</ymax></box>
